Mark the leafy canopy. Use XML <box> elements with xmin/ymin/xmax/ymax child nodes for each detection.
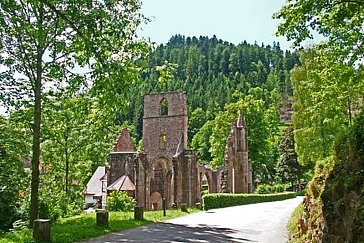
<box><xmin>274</xmin><ymin>0</ymin><xmax>364</xmax><ymax>63</ymax></box>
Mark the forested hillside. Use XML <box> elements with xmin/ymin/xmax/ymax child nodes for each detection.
<box><xmin>116</xmin><ymin>35</ymin><xmax>301</xmax><ymax>184</ymax></box>
<box><xmin>120</xmin><ymin>35</ymin><xmax>298</xmax><ymax>138</ymax></box>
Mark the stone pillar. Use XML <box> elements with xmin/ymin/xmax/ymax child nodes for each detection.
<box><xmin>33</xmin><ymin>219</ymin><xmax>51</xmax><ymax>242</ymax></box>
<box><xmin>145</xmin><ymin>170</ymin><xmax>151</xmax><ymax>210</ymax></box>
<box><xmin>134</xmin><ymin>154</ymin><xmax>141</xmax><ymax>206</ymax></box>
<box><xmin>248</xmin><ymin>160</ymin><xmax>253</xmax><ymax>193</ymax></box>
<box><xmin>96</xmin><ymin>209</ymin><xmax>109</xmax><ymax>227</ymax></box>
<box><xmin>181</xmin><ymin>203</ymin><xmax>188</xmax><ymax>212</ymax></box>
<box><xmin>134</xmin><ymin>206</ymin><xmax>144</xmax><ymax>220</ymax></box>
<box><xmin>187</xmin><ymin>156</ymin><xmax>192</xmax><ymax>207</ymax></box>
<box><xmin>172</xmin><ymin>158</ymin><xmax>178</xmax><ymax>206</ymax></box>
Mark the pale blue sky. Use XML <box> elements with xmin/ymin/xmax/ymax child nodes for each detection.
<box><xmin>139</xmin><ymin>0</ymin><xmax>298</xmax><ymax>50</ymax></box>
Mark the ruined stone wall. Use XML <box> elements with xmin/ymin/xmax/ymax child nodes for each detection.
<box><xmin>224</xmin><ymin>114</ymin><xmax>252</xmax><ymax>193</ymax></box>
<box><xmin>108</xmin><ymin>152</ymin><xmax>136</xmax><ymax>186</ymax></box>
<box><xmin>173</xmin><ymin>150</ymin><xmax>199</xmax><ymax>207</ymax></box>
<box><xmin>107</xmin><ymin>92</ymin><xmax>254</xmax><ymax>212</ymax></box>
<box><xmin>112</xmin><ymin>128</ymin><xmax>134</xmax><ymax>152</ymax></box>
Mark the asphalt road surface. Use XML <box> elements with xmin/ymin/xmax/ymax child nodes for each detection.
<box><xmin>83</xmin><ymin>196</ymin><xmax>303</xmax><ymax>243</ymax></box>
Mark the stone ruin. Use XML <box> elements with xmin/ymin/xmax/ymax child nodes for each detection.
<box><xmin>89</xmin><ymin>91</ymin><xmax>253</xmax><ymax>210</ymax></box>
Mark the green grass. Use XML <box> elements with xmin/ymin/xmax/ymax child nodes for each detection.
<box><xmin>287</xmin><ymin>203</ymin><xmax>303</xmax><ymax>242</ymax></box>
<box><xmin>0</xmin><ymin>208</ymin><xmax>200</xmax><ymax>243</ymax></box>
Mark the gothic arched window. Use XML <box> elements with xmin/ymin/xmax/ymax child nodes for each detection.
<box><xmin>160</xmin><ymin>98</ymin><xmax>168</xmax><ymax>116</ymax></box>
<box><xmin>160</xmin><ymin>134</ymin><xmax>167</xmax><ymax>149</ymax></box>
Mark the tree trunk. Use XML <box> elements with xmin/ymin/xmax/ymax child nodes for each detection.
<box><xmin>30</xmin><ymin>49</ymin><xmax>42</xmax><ymax>227</ymax></box>
<box><xmin>348</xmin><ymin>97</ymin><xmax>352</xmax><ymax>124</ymax></box>
<box><xmin>65</xmin><ymin>146</ymin><xmax>69</xmax><ymax>214</ymax></box>
<box><xmin>30</xmin><ymin>3</ymin><xmax>44</xmax><ymax>228</ymax></box>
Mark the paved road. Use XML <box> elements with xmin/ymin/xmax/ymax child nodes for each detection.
<box><xmin>83</xmin><ymin>197</ymin><xmax>303</xmax><ymax>243</ymax></box>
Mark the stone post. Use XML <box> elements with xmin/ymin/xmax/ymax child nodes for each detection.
<box><xmin>162</xmin><ymin>198</ymin><xmax>166</xmax><ymax>216</ymax></box>
<box><xmin>96</xmin><ymin>209</ymin><xmax>109</xmax><ymax>227</ymax></box>
<box><xmin>33</xmin><ymin>219</ymin><xmax>51</xmax><ymax>242</ymax></box>
<box><xmin>134</xmin><ymin>206</ymin><xmax>144</xmax><ymax>220</ymax></box>
<box><xmin>181</xmin><ymin>203</ymin><xmax>188</xmax><ymax>212</ymax></box>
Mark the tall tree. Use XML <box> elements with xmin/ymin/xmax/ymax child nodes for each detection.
<box><xmin>291</xmin><ymin>48</ymin><xmax>364</xmax><ymax>165</ymax></box>
<box><xmin>0</xmin><ymin>0</ymin><xmax>147</xmax><ymax>226</ymax></box>
<box><xmin>276</xmin><ymin>127</ymin><xmax>302</xmax><ymax>186</ymax></box>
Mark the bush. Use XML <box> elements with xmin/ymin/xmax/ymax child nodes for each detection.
<box><xmin>255</xmin><ymin>184</ymin><xmax>271</xmax><ymax>194</ymax></box>
<box><xmin>108</xmin><ymin>191</ymin><xmax>135</xmax><ymax>212</ymax></box>
<box><xmin>202</xmin><ymin>192</ymin><xmax>296</xmax><ymax>210</ymax></box>
<box><xmin>274</xmin><ymin>184</ymin><xmax>285</xmax><ymax>193</ymax></box>
<box><xmin>255</xmin><ymin>183</ymin><xmax>287</xmax><ymax>194</ymax></box>
<box><xmin>296</xmin><ymin>189</ymin><xmax>307</xmax><ymax>196</ymax></box>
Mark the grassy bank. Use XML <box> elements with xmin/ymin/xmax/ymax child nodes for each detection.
<box><xmin>0</xmin><ymin>208</ymin><xmax>199</xmax><ymax>243</ymax></box>
<box><xmin>287</xmin><ymin>203</ymin><xmax>303</xmax><ymax>242</ymax></box>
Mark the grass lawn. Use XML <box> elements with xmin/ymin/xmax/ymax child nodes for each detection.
<box><xmin>0</xmin><ymin>208</ymin><xmax>200</xmax><ymax>243</ymax></box>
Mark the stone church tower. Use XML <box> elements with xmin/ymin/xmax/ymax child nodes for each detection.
<box><xmin>135</xmin><ymin>91</ymin><xmax>198</xmax><ymax>210</ymax></box>
<box><xmin>143</xmin><ymin>92</ymin><xmax>188</xmax><ymax>162</ymax></box>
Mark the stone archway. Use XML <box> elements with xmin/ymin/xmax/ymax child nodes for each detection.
<box><xmin>150</xmin><ymin>157</ymin><xmax>172</xmax><ymax>208</ymax></box>
<box><xmin>197</xmin><ymin>165</ymin><xmax>215</xmax><ymax>197</ymax></box>
<box><xmin>201</xmin><ymin>172</ymin><xmax>212</xmax><ymax>195</ymax></box>
<box><xmin>150</xmin><ymin>191</ymin><xmax>162</xmax><ymax>210</ymax></box>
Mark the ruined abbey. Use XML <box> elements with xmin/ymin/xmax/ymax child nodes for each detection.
<box><xmin>85</xmin><ymin>91</ymin><xmax>252</xmax><ymax>210</ymax></box>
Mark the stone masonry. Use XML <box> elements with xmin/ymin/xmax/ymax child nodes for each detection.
<box><xmin>101</xmin><ymin>91</ymin><xmax>253</xmax><ymax>211</ymax></box>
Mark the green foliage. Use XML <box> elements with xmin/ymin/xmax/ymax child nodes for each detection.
<box><xmin>40</xmin><ymin>96</ymin><xmax>124</xmax><ymax>218</ymax></box>
<box><xmin>190</xmin><ymin>120</ymin><xmax>214</xmax><ymax>165</ymax></box>
<box><xmin>276</xmin><ymin>1</ymin><xmax>364</xmax><ymax>241</ymax></box>
<box><xmin>274</xmin><ymin>0</ymin><xmax>364</xmax><ymax>63</ymax></box>
<box><xmin>208</xmin><ymin>91</ymin><xmax>278</xmax><ymax>184</ymax></box>
<box><xmin>0</xmin><ymin>0</ymin><xmax>149</xmax><ymax>225</ymax></box>
<box><xmin>0</xmin><ymin>116</ymin><xmax>29</xmax><ymax>231</ymax></box>
<box><xmin>108</xmin><ymin>191</ymin><xmax>136</xmax><ymax>212</ymax></box>
<box><xmin>191</xmin><ymin>88</ymin><xmax>281</xmax><ymax>183</ymax></box>
<box><xmin>255</xmin><ymin>184</ymin><xmax>272</xmax><ymax>194</ymax></box>
<box><xmin>291</xmin><ymin>48</ymin><xmax>364</xmax><ymax>165</ymax></box>
<box><xmin>276</xmin><ymin>126</ymin><xmax>307</xmax><ymax>184</ymax></box>
<box><xmin>202</xmin><ymin>192</ymin><xmax>296</xmax><ymax>210</ymax></box>
<box><xmin>320</xmin><ymin>111</ymin><xmax>364</xmax><ymax>242</ymax></box>
<box><xmin>188</xmin><ymin>108</ymin><xmax>207</xmax><ymax>145</ymax></box>
<box><xmin>156</xmin><ymin>61</ymin><xmax>178</xmax><ymax>85</ymax></box>
<box><xmin>255</xmin><ymin>184</ymin><xmax>287</xmax><ymax>194</ymax></box>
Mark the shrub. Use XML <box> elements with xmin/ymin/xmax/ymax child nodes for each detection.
<box><xmin>108</xmin><ymin>191</ymin><xmax>135</xmax><ymax>212</ymax></box>
<box><xmin>202</xmin><ymin>192</ymin><xmax>296</xmax><ymax>210</ymax></box>
<box><xmin>296</xmin><ymin>189</ymin><xmax>307</xmax><ymax>196</ymax></box>
<box><xmin>255</xmin><ymin>183</ymin><xmax>287</xmax><ymax>194</ymax></box>
<box><xmin>255</xmin><ymin>184</ymin><xmax>271</xmax><ymax>194</ymax></box>
<box><xmin>274</xmin><ymin>184</ymin><xmax>285</xmax><ymax>193</ymax></box>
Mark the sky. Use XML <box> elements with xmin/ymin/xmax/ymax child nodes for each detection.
<box><xmin>139</xmin><ymin>0</ymin><xmax>298</xmax><ymax>50</ymax></box>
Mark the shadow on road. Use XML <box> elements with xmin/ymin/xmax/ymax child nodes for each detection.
<box><xmin>85</xmin><ymin>222</ymin><xmax>258</xmax><ymax>242</ymax></box>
